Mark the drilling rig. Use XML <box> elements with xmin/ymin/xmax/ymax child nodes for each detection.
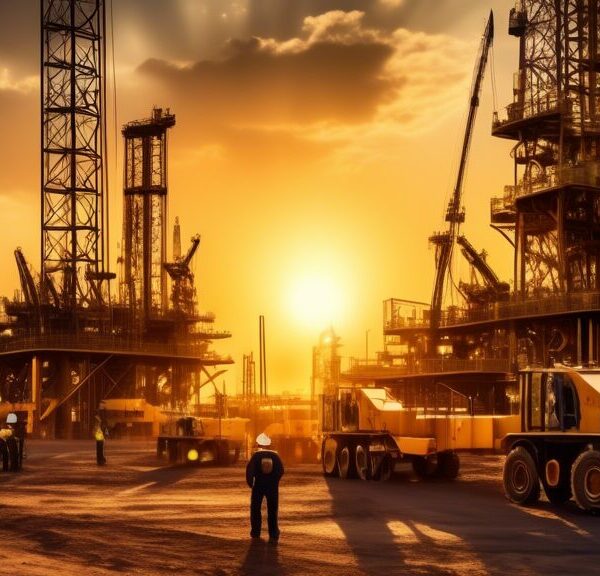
<box><xmin>0</xmin><ymin>0</ymin><xmax>232</xmax><ymax>439</ymax></box>
<box><xmin>348</xmin><ymin>1</ymin><xmax>600</xmax><ymax>418</ymax></box>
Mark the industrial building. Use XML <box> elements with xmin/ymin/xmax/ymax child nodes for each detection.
<box><xmin>0</xmin><ymin>1</ymin><xmax>232</xmax><ymax>438</ymax></box>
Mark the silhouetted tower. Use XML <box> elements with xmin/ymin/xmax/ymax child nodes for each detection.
<box><xmin>121</xmin><ymin>108</ymin><xmax>175</xmax><ymax>325</ymax></box>
<box><xmin>41</xmin><ymin>0</ymin><xmax>107</xmax><ymax>310</ymax></box>
<box><xmin>492</xmin><ymin>0</ymin><xmax>600</xmax><ymax>363</ymax></box>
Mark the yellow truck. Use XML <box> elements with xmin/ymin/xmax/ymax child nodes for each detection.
<box><xmin>320</xmin><ymin>385</ymin><xmax>518</xmax><ymax>481</ymax></box>
<box><xmin>157</xmin><ymin>415</ymin><xmax>248</xmax><ymax>465</ymax></box>
<box><xmin>502</xmin><ymin>366</ymin><xmax>600</xmax><ymax>512</ymax></box>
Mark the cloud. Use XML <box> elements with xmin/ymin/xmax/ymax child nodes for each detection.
<box><xmin>0</xmin><ymin>68</ymin><xmax>38</xmax><ymax>93</ymax></box>
<box><xmin>379</xmin><ymin>0</ymin><xmax>404</xmax><ymax>7</ymax></box>
<box><xmin>136</xmin><ymin>10</ymin><xmax>473</xmax><ymax>165</ymax></box>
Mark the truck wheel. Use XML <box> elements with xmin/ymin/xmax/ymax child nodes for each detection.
<box><xmin>412</xmin><ymin>456</ymin><xmax>437</xmax><ymax>479</ymax></box>
<box><xmin>437</xmin><ymin>451</ymin><xmax>460</xmax><ymax>480</ymax></box>
<box><xmin>338</xmin><ymin>445</ymin><xmax>356</xmax><ymax>479</ymax></box>
<box><xmin>372</xmin><ymin>456</ymin><xmax>393</xmax><ymax>481</ymax></box>
<box><xmin>542</xmin><ymin>459</ymin><xmax>571</xmax><ymax>505</ymax></box>
<box><xmin>503</xmin><ymin>446</ymin><xmax>540</xmax><ymax>505</ymax></box>
<box><xmin>571</xmin><ymin>450</ymin><xmax>600</xmax><ymax>511</ymax></box>
<box><xmin>355</xmin><ymin>444</ymin><xmax>370</xmax><ymax>480</ymax></box>
<box><xmin>322</xmin><ymin>438</ymin><xmax>339</xmax><ymax>476</ymax></box>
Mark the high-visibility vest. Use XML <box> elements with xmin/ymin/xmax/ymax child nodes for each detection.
<box><xmin>95</xmin><ymin>428</ymin><xmax>104</xmax><ymax>442</ymax></box>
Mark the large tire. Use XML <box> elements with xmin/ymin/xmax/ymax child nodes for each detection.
<box><xmin>542</xmin><ymin>458</ymin><xmax>571</xmax><ymax>505</ymax></box>
<box><xmin>503</xmin><ymin>446</ymin><xmax>541</xmax><ymax>505</ymax></box>
<box><xmin>322</xmin><ymin>437</ymin><xmax>339</xmax><ymax>476</ymax></box>
<box><xmin>338</xmin><ymin>445</ymin><xmax>356</xmax><ymax>479</ymax></box>
<box><xmin>372</xmin><ymin>455</ymin><xmax>393</xmax><ymax>481</ymax></box>
<box><xmin>437</xmin><ymin>451</ymin><xmax>460</xmax><ymax>480</ymax></box>
<box><xmin>571</xmin><ymin>450</ymin><xmax>600</xmax><ymax>511</ymax></box>
<box><xmin>412</xmin><ymin>456</ymin><xmax>437</xmax><ymax>479</ymax></box>
<box><xmin>355</xmin><ymin>444</ymin><xmax>370</xmax><ymax>481</ymax></box>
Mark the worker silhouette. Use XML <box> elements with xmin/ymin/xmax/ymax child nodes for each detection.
<box><xmin>4</xmin><ymin>413</ymin><xmax>20</xmax><ymax>471</ymax></box>
<box><xmin>94</xmin><ymin>413</ymin><xmax>107</xmax><ymax>465</ymax></box>
<box><xmin>246</xmin><ymin>433</ymin><xmax>284</xmax><ymax>542</ymax></box>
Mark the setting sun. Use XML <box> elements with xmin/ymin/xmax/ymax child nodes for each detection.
<box><xmin>287</xmin><ymin>273</ymin><xmax>346</xmax><ymax>330</ymax></box>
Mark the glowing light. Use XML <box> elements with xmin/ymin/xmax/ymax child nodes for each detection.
<box><xmin>187</xmin><ymin>448</ymin><xmax>199</xmax><ymax>461</ymax></box>
<box><xmin>287</xmin><ymin>273</ymin><xmax>345</xmax><ymax>329</ymax></box>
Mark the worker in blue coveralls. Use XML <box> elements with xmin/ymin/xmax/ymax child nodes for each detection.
<box><xmin>246</xmin><ymin>432</ymin><xmax>284</xmax><ymax>543</ymax></box>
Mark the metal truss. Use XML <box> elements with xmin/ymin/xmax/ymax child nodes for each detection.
<box><xmin>121</xmin><ymin>109</ymin><xmax>175</xmax><ymax>322</ymax></box>
<box><xmin>41</xmin><ymin>0</ymin><xmax>105</xmax><ymax>309</ymax></box>
<box><xmin>504</xmin><ymin>0</ymin><xmax>600</xmax><ymax>296</ymax></box>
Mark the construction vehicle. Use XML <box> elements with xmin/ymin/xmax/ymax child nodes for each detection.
<box><xmin>321</xmin><ymin>385</ymin><xmax>463</xmax><ymax>481</ymax></box>
<box><xmin>502</xmin><ymin>366</ymin><xmax>600</xmax><ymax>512</ymax></box>
<box><xmin>156</xmin><ymin>414</ymin><xmax>247</xmax><ymax>465</ymax></box>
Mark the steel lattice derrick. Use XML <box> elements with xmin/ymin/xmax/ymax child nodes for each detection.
<box><xmin>121</xmin><ymin>109</ymin><xmax>175</xmax><ymax>324</ymax></box>
<box><xmin>41</xmin><ymin>0</ymin><xmax>105</xmax><ymax>310</ymax></box>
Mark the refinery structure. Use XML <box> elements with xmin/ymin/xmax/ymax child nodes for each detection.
<box><xmin>3</xmin><ymin>0</ymin><xmax>600</xmax><ymax>442</ymax></box>
<box><xmin>345</xmin><ymin>1</ymin><xmax>600</xmax><ymax>415</ymax></box>
<box><xmin>0</xmin><ymin>1</ymin><xmax>232</xmax><ymax>438</ymax></box>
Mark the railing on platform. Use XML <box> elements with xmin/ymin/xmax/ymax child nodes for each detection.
<box><xmin>385</xmin><ymin>291</ymin><xmax>600</xmax><ymax>331</ymax></box>
<box><xmin>348</xmin><ymin>356</ymin><xmax>511</xmax><ymax>376</ymax></box>
<box><xmin>0</xmin><ymin>333</ymin><xmax>233</xmax><ymax>361</ymax></box>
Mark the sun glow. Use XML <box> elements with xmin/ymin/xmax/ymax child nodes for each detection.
<box><xmin>287</xmin><ymin>273</ymin><xmax>345</xmax><ymax>329</ymax></box>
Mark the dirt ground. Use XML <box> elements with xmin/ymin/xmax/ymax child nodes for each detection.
<box><xmin>2</xmin><ymin>441</ymin><xmax>600</xmax><ymax>576</ymax></box>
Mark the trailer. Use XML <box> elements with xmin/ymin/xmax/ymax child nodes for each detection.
<box><xmin>502</xmin><ymin>366</ymin><xmax>600</xmax><ymax>512</ymax></box>
<box><xmin>321</xmin><ymin>386</ymin><xmax>461</xmax><ymax>481</ymax></box>
<box><xmin>157</xmin><ymin>415</ymin><xmax>247</xmax><ymax>465</ymax></box>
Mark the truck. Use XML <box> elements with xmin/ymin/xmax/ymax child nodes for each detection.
<box><xmin>157</xmin><ymin>415</ymin><xmax>248</xmax><ymax>465</ymax></box>
<box><xmin>321</xmin><ymin>385</ymin><xmax>467</xmax><ymax>482</ymax></box>
<box><xmin>502</xmin><ymin>366</ymin><xmax>600</xmax><ymax>512</ymax></box>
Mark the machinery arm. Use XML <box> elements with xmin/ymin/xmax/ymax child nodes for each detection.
<box><xmin>430</xmin><ymin>11</ymin><xmax>494</xmax><ymax>330</ymax></box>
<box><xmin>182</xmin><ymin>234</ymin><xmax>201</xmax><ymax>267</ymax></box>
<box><xmin>14</xmin><ymin>248</ymin><xmax>40</xmax><ymax>308</ymax></box>
<box><xmin>457</xmin><ymin>235</ymin><xmax>501</xmax><ymax>288</ymax></box>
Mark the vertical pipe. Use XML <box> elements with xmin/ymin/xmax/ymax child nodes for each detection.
<box><xmin>577</xmin><ymin>317</ymin><xmax>582</xmax><ymax>365</ymax></box>
<box><xmin>589</xmin><ymin>318</ymin><xmax>594</xmax><ymax>366</ymax></box>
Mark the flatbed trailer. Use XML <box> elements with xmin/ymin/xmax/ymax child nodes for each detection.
<box><xmin>320</xmin><ymin>388</ymin><xmax>460</xmax><ymax>481</ymax></box>
<box><xmin>156</xmin><ymin>416</ymin><xmax>244</xmax><ymax>465</ymax></box>
<box><xmin>157</xmin><ymin>434</ymin><xmax>240</xmax><ymax>465</ymax></box>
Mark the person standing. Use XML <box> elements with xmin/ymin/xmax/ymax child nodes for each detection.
<box><xmin>5</xmin><ymin>413</ymin><xmax>19</xmax><ymax>471</ymax></box>
<box><xmin>246</xmin><ymin>433</ymin><xmax>284</xmax><ymax>543</ymax></box>
<box><xmin>94</xmin><ymin>413</ymin><xmax>107</xmax><ymax>465</ymax></box>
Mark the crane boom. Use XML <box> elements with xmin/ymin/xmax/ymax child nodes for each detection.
<box><xmin>429</xmin><ymin>11</ymin><xmax>494</xmax><ymax>333</ymax></box>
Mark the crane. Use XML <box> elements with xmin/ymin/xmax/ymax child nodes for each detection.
<box><xmin>164</xmin><ymin>234</ymin><xmax>201</xmax><ymax>314</ymax></box>
<box><xmin>429</xmin><ymin>11</ymin><xmax>494</xmax><ymax>334</ymax></box>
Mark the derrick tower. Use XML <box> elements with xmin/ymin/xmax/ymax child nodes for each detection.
<box><xmin>353</xmin><ymin>4</ymin><xmax>600</xmax><ymax>415</ymax></box>
<box><xmin>121</xmin><ymin>108</ymin><xmax>175</xmax><ymax>324</ymax></box>
<box><xmin>491</xmin><ymin>0</ymin><xmax>600</xmax><ymax>364</ymax></box>
<box><xmin>41</xmin><ymin>0</ymin><xmax>108</xmax><ymax>311</ymax></box>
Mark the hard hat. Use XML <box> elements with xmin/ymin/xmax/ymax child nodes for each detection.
<box><xmin>6</xmin><ymin>413</ymin><xmax>17</xmax><ymax>424</ymax></box>
<box><xmin>256</xmin><ymin>432</ymin><xmax>271</xmax><ymax>447</ymax></box>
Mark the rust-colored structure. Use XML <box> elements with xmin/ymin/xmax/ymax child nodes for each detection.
<box><xmin>351</xmin><ymin>2</ymin><xmax>600</xmax><ymax>412</ymax></box>
<box><xmin>0</xmin><ymin>0</ymin><xmax>232</xmax><ymax>438</ymax></box>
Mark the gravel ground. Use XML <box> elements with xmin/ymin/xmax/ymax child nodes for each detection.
<box><xmin>1</xmin><ymin>440</ymin><xmax>600</xmax><ymax>576</ymax></box>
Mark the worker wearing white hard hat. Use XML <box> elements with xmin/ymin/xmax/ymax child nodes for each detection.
<box><xmin>2</xmin><ymin>413</ymin><xmax>19</xmax><ymax>471</ymax></box>
<box><xmin>246</xmin><ymin>432</ymin><xmax>284</xmax><ymax>542</ymax></box>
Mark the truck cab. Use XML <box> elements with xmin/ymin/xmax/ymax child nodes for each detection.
<box><xmin>502</xmin><ymin>366</ymin><xmax>600</xmax><ymax>511</ymax></box>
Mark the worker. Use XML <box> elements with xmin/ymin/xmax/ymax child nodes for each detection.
<box><xmin>5</xmin><ymin>413</ymin><xmax>20</xmax><ymax>471</ymax></box>
<box><xmin>0</xmin><ymin>430</ymin><xmax>10</xmax><ymax>472</ymax></box>
<box><xmin>246</xmin><ymin>432</ymin><xmax>284</xmax><ymax>543</ymax></box>
<box><xmin>94</xmin><ymin>413</ymin><xmax>107</xmax><ymax>466</ymax></box>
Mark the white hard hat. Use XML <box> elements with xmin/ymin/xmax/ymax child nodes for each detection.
<box><xmin>6</xmin><ymin>413</ymin><xmax>17</xmax><ymax>424</ymax></box>
<box><xmin>256</xmin><ymin>432</ymin><xmax>271</xmax><ymax>447</ymax></box>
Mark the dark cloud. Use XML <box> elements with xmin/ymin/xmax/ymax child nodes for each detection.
<box><xmin>139</xmin><ymin>38</ymin><xmax>394</xmax><ymax>126</ymax></box>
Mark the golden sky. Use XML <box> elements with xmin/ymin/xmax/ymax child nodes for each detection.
<box><xmin>0</xmin><ymin>0</ymin><xmax>519</xmax><ymax>396</ymax></box>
